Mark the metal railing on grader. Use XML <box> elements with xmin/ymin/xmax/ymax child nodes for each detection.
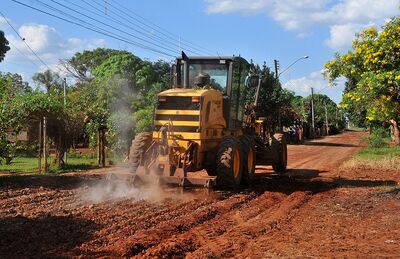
<box><xmin>127</xmin><ymin>52</ymin><xmax>287</xmax><ymax>189</ymax></box>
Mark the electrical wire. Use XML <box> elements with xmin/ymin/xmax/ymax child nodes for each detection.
<box><xmin>45</xmin><ymin>0</ymin><xmax>180</xmax><ymax>55</ymax></box>
<box><xmin>104</xmin><ymin>0</ymin><xmax>216</xmax><ymax>55</ymax></box>
<box><xmin>7</xmin><ymin>41</ymin><xmax>41</xmax><ymax>68</ymax></box>
<box><xmin>10</xmin><ymin>0</ymin><xmax>176</xmax><ymax>58</ymax></box>
<box><xmin>0</xmin><ymin>11</ymin><xmax>52</xmax><ymax>70</ymax></box>
<box><xmin>77</xmin><ymin>0</ymin><xmax>204</xmax><ymax>56</ymax></box>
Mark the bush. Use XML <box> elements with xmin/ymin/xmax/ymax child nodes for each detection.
<box><xmin>365</xmin><ymin>127</ymin><xmax>390</xmax><ymax>148</ymax></box>
<box><xmin>67</xmin><ymin>149</ymin><xmax>90</xmax><ymax>159</ymax></box>
<box><xmin>15</xmin><ymin>143</ymin><xmax>38</xmax><ymax>157</ymax></box>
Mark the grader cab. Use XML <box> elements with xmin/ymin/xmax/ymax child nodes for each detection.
<box><xmin>128</xmin><ymin>52</ymin><xmax>287</xmax><ymax>188</ymax></box>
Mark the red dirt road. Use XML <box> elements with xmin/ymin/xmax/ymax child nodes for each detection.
<box><xmin>0</xmin><ymin>131</ymin><xmax>399</xmax><ymax>258</ymax></box>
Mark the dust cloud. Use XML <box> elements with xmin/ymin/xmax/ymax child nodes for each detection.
<box><xmin>79</xmin><ymin>170</ymin><xmax>208</xmax><ymax>204</ymax></box>
<box><xmin>80</xmin><ymin>171</ymin><xmax>164</xmax><ymax>204</ymax></box>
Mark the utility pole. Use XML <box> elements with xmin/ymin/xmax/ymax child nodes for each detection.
<box><xmin>63</xmin><ymin>78</ymin><xmax>66</xmax><ymax>106</ymax></box>
<box><xmin>311</xmin><ymin>87</ymin><xmax>315</xmax><ymax>138</ymax></box>
<box><xmin>324</xmin><ymin>101</ymin><xmax>329</xmax><ymax>136</ymax></box>
<box><xmin>335</xmin><ymin>108</ymin><xmax>339</xmax><ymax>127</ymax></box>
<box><xmin>274</xmin><ymin>59</ymin><xmax>279</xmax><ymax>79</ymax></box>
<box><xmin>274</xmin><ymin>59</ymin><xmax>282</xmax><ymax>131</ymax></box>
<box><xmin>63</xmin><ymin>78</ymin><xmax>67</xmax><ymax>164</ymax></box>
<box><xmin>38</xmin><ymin>120</ymin><xmax>42</xmax><ymax>174</ymax></box>
<box><xmin>43</xmin><ymin>116</ymin><xmax>48</xmax><ymax>174</ymax></box>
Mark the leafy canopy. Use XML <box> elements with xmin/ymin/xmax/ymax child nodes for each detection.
<box><xmin>0</xmin><ymin>31</ymin><xmax>10</xmax><ymax>63</ymax></box>
<box><xmin>325</xmin><ymin>17</ymin><xmax>400</xmax><ymax>125</ymax></box>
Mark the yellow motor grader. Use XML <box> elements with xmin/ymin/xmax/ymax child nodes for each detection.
<box><xmin>128</xmin><ymin>52</ymin><xmax>287</xmax><ymax>188</ymax></box>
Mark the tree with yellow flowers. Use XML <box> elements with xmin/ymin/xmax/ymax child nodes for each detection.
<box><xmin>325</xmin><ymin>17</ymin><xmax>400</xmax><ymax>145</ymax></box>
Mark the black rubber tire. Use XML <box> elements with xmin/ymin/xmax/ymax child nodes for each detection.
<box><xmin>272</xmin><ymin>133</ymin><xmax>288</xmax><ymax>173</ymax></box>
<box><xmin>204</xmin><ymin>150</ymin><xmax>217</xmax><ymax>176</ymax></box>
<box><xmin>216</xmin><ymin>136</ymin><xmax>243</xmax><ymax>189</ymax></box>
<box><xmin>129</xmin><ymin>132</ymin><xmax>152</xmax><ymax>173</ymax></box>
<box><xmin>239</xmin><ymin>135</ymin><xmax>256</xmax><ymax>185</ymax></box>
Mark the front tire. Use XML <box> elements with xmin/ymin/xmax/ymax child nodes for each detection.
<box><xmin>216</xmin><ymin>136</ymin><xmax>243</xmax><ymax>189</ymax></box>
<box><xmin>272</xmin><ymin>133</ymin><xmax>287</xmax><ymax>173</ymax></box>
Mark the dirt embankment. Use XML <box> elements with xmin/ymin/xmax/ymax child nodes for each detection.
<box><xmin>0</xmin><ymin>131</ymin><xmax>399</xmax><ymax>258</ymax></box>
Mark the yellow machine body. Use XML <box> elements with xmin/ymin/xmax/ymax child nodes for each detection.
<box><xmin>152</xmin><ymin>88</ymin><xmax>242</xmax><ymax>171</ymax></box>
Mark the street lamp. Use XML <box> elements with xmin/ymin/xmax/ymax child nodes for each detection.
<box><xmin>278</xmin><ymin>55</ymin><xmax>309</xmax><ymax>77</ymax></box>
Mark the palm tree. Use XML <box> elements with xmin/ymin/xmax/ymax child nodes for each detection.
<box><xmin>32</xmin><ymin>69</ymin><xmax>62</xmax><ymax>92</ymax></box>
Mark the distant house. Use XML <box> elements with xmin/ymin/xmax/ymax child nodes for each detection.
<box><xmin>6</xmin><ymin>128</ymin><xmax>29</xmax><ymax>142</ymax></box>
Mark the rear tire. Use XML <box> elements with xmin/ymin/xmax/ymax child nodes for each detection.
<box><xmin>240</xmin><ymin>135</ymin><xmax>256</xmax><ymax>185</ymax></box>
<box><xmin>129</xmin><ymin>132</ymin><xmax>152</xmax><ymax>173</ymax></box>
<box><xmin>216</xmin><ymin>136</ymin><xmax>243</xmax><ymax>189</ymax></box>
<box><xmin>272</xmin><ymin>133</ymin><xmax>287</xmax><ymax>173</ymax></box>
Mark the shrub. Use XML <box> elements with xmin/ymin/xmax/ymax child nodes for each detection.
<box><xmin>365</xmin><ymin>127</ymin><xmax>390</xmax><ymax>148</ymax></box>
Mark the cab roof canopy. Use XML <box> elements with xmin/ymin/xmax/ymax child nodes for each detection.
<box><xmin>176</xmin><ymin>55</ymin><xmax>249</xmax><ymax>65</ymax></box>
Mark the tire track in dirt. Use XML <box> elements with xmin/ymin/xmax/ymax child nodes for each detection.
<box><xmin>79</xmin><ymin>198</ymin><xmax>217</xmax><ymax>253</ymax></box>
<box><xmin>137</xmin><ymin>191</ymin><xmax>310</xmax><ymax>258</ymax></box>
<box><xmin>109</xmin><ymin>193</ymin><xmax>255</xmax><ymax>257</ymax></box>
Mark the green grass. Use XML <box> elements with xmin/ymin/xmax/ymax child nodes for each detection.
<box><xmin>341</xmin><ymin>146</ymin><xmax>400</xmax><ymax>171</ymax></box>
<box><xmin>0</xmin><ymin>156</ymin><xmax>100</xmax><ymax>174</ymax></box>
<box><xmin>356</xmin><ymin>146</ymin><xmax>400</xmax><ymax>160</ymax></box>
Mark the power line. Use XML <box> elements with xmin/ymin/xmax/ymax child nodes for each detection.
<box><xmin>0</xmin><ymin>11</ymin><xmax>52</xmax><ymax>70</ymax></box>
<box><xmin>11</xmin><ymin>0</ymin><xmax>176</xmax><ymax>58</ymax></box>
<box><xmin>8</xmin><ymin>41</ymin><xmax>41</xmax><ymax>68</ymax></box>
<box><xmin>107</xmin><ymin>0</ymin><xmax>215</xmax><ymax>55</ymax></box>
<box><xmin>44</xmin><ymin>0</ymin><xmax>180</xmax><ymax>55</ymax></box>
<box><xmin>104</xmin><ymin>0</ymin><xmax>216</xmax><ymax>55</ymax></box>
<box><xmin>0</xmin><ymin>15</ymin><xmax>40</xmax><ymax>67</ymax></box>
<box><xmin>32</xmin><ymin>0</ymin><xmax>177</xmax><ymax>56</ymax></box>
<box><xmin>77</xmin><ymin>0</ymin><xmax>204</xmax><ymax>56</ymax></box>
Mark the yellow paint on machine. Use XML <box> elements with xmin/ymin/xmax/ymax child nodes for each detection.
<box><xmin>154</xmin><ymin>120</ymin><xmax>200</xmax><ymax>127</ymax></box>
<box><xmin>155</xmin><ymin>110</ymin><xmax>200</xmax><ymax>115</ymax></box>
<box><xmin>152</xmin><ymin>131</ymin><xmax>201</xmax><ymax>140</ymax></box>
<box><xmin>158</xmin><ymin>88</ymin><xmax>210</xmax><ymax>97</ymax></box>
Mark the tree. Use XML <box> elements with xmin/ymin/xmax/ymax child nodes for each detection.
<box><xmin>61</xmin><ymin>48</ymin><xmax>126</xmax><ymax>85</ymax></box>
<box><xmin>325</xmin><ymin>17</ymin><xmax>400</xmax><ymax>145</ymax></box>
<box><xmin>71</xmin><ymin>49</ymin><xmax>169</xmax><ymax>160</ymax></box>
<box><xmin>244</xmin><ymin>63</ymin><xmax>297</xmax><ymax>131</ymax></box>
<box><xmin>32</xmin><ymin>70</ymin><xmax>63</xmax><ymax>93</ymax></box>
<box><xmin>0</xmin><ymin>31</ymin><xmax>10</xmax><ymax>62</ymax></box>
<box><xmin>303</xmin><ymin>94</ymin><xmax>344</xmax><ymax>131</ymax></box>
<box><xmin>0</xmin><ymin>73</ymin><xmax>30</xmax><ymax>163</ymax></box>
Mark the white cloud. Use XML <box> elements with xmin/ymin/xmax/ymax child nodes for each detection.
<box><xmin>4</xmin><ymin>23</ymin><xmax>106</xmax><ymax>73</ymax></box>
<box><xmin>283</xmin><ymin>70</ymin><xmax>345</xmax><ymax>103</ymax></box>
<box><xmin>205</xmin><ymin>0</ymin><xmax>269</xmax><ymax>14</ymax></box>
<box><xmin>0</xmin><ymin>17</ymin><xmax>8</xmax><ymax>31</ymax></box>
<box><xmin>327</xmin><ymin>0</ymin><xmax>399</xmax><ymax>23</ymax></box>
<box><xmin>283</xmin><ymin>70</ymin><xmax>326</xmax><ymax>95</ymax></box>
<box><xmin>204</xmin><ymin>0</ymin><xmax>400</xmax><ymax>50</ymax></box>
<box><xmin>324</xmin><ymin>23</ymin><xmax>365</xmax><ymax>50</ymax></box>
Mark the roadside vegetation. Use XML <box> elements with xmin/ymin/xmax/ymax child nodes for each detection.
<box><xmin>341</xmin><ymin>147</ymin><xmax>400</xmax><ymax>171</ymax></box>
<box><xmin>341</xmin><ymin>128</ymin><xmax>400</xmax><ymax>171</ymax></box>
<box><xmin>325</xmin><ymin>16</ymin><xmax>400</xmax><ymax>146</ymax></box>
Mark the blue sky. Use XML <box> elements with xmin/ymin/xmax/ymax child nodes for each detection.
<box><xmin>0</xmin><ymin>0</ymin><xmax>399</xmax><ymax>103</ymax></box>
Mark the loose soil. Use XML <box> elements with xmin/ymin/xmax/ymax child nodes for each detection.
<box><xmin>0</xmin><ymin>131</ymin><xmax>399</xmax><ymax>258</ymax></box>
